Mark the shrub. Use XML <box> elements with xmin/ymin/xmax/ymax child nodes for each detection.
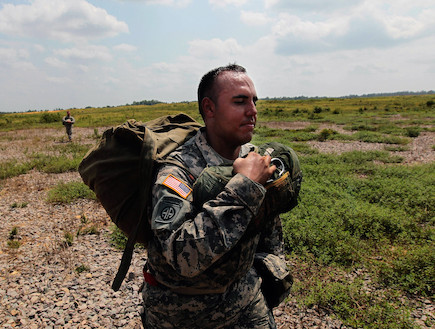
<box><xmin>0</xmin><ymin>160</ymin><xmax>32</xmax><ymax>180</ymax></box>
<box><xmin>109</xmin><ymin>226</ymin><xmax>128</xmax><ymax>250</ymax></box>
<box><xmin>78</xmin><ymin>225</ymin><xmax>99</xmax><ymax>236</ymax></box>
<box><xmin>9</xmin><ymin>227</ymin><xmax>18</xmax><ymax>240</ymax></box>
<box><xmin>75</xmin><ymin>264</ymin><xmax>90</xmax><ymax>274</ymax></box>
<box><xmin>353</xmin><ymin>131</ymin><xmax>409</xmax><ymax>145</ymax></box>
<box><xmin>40</xmin><ymin>112</ymin><xmax>61</xmax><ymax>123</ymax></box>
<box><xmin>313</xmin><ymin>106</ymin><xmax>322</xmax><ymax>113</ymax></box>
<box><xmin>7</xmin><ymin>240</ymin><xmax>21</xmax><ymax>249</ymax></box>
<box><xmin>404</xmin><ymin>127</ymin><xmax>421</xmax><ymax>138</ymax></box>
<box><xmin>301</xmin><ymin>125</ymin><xmax>317</xmax><ymax>133</ymax></box>
<box><xmin>7</xmin><ymin>227</ymin><xmax>21</xmax><ymax>248</ymax></box>
<box><xmin>109</xmin><ymin>225</ymin><xmax>145</xmax><ymax>250</ymax></box>
<box><xmin>47</xmin><ymin>181</ymin><xmax>96</xmax><ymax>203</ymax></box>
<box><xmin>93</xmin><ymin>128</ymin><xmax>101</xmax><ymax>139</ymax></box>
<box><xmin>63</xmin><ymin>231</ymin><xmax>74</xmax><ymax>246</ymax></box>
<box><xmin>10</xmin><ymin>202</ymin><xmax>28</xmax><ymax>208</ymax></box>
<box><xmin>293</xmin><ymin>276</ymin><xmax>414</xmax><ymax>329</ymax></box>
<box><xmin>318</xmin><ymin>128</ymin><xmax>337</xmax><ymax>141</ymax></box>
<box><xmin>377</xmin><ymin>244</ymin><xmax>435</xmax><ymax>296</ymax></box>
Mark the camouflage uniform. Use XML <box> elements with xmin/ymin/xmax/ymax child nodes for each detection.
<box><xmin>62</xmin><ymin>114</ymin><xmax>75</xmax><ymax>141</ymax></box>
<box><xmin>141</xmin><ymin>128</ymin><xmax>283</xmax><ymax>329</ymax></box>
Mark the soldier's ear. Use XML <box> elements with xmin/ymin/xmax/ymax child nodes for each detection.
<box><xmin>202</xmin><ymin>97</ymin><xmax>215</xmax><ymax>119</ymax></box>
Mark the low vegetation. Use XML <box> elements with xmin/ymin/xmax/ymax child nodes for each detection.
<box><xmin>0</xmin><ymin>143</ymin><xmax>91</xmax><ymax>180</ymax></box>
<box><xmin>1</xmin><ymin>94</ymin><xmax>434</xmax><ymax>329</ymax></box>
<box><xmin>46</xmin><ymin>181</ymin><xmax>96</xmax><ymax>203</ymax></box>
<box><xmin>7</xmin><ymin>226</ymin><xmax>21</xmax><ymax>249</ymax></box>
<box><xmin>283</xmin><ymin>155</ymin><xmax>433</xmax><ymax>328</ymax></box>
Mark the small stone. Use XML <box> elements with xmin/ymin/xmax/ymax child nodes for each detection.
<box><xmin>274</xmin><ymin>310</ymin><xmax>283</xmax><ymax>317</ymax></box>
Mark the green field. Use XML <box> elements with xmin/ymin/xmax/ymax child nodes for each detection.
<box><xmin>1</xmin><ymin>94</ymin><xmax>434</xmax><ymax>329</ymax></box>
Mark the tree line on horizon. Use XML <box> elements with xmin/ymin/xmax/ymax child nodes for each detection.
<box><xmin>262</xmin><ymin>90</ymin><xmax>435</xmax><ymax>101</ymax></box>
<box><xmin>1</xmin><ymin>90</ymin><xmax>434</xmax><ymax>115</ymax></box>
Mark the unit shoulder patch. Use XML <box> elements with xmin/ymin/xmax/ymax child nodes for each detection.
<box><xmin>152</xmin><ymin>196</ymin><xmax>185</xmax><ymax>229</ymax></box>
<box><xmin>162</xmin><ymin>174</ymin><xmax>192</xmax><ymax>199</ymax></box>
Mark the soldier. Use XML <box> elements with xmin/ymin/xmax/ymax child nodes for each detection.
<box><xmin>62</xmin><ymin>110</ymin><xmax>75</xmax><ymax>141</ymax></box>
<box><xmin>141</xmin><ymin>64</ymin><xmax>291</xmax><ymax>328</ymax></box>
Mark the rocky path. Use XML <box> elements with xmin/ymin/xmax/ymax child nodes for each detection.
<box><xmin>1</xmin><ymin>171</ymin><xmax>143</xmax><ymax>328</ymax></box>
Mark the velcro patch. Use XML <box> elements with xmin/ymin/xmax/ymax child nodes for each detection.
<box><xmin>162</xmin><ymin>175</ymin><xmax>192</xmax><ymax>199</ymax></box>
<box><xmin>153</xmin><ymin>196</ymin><xmax>184</xmax><ymax>228</ymax></box>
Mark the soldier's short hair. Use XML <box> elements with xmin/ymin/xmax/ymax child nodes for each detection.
<box><xmin>197</xmin><ymin>64</ymin><xmax>247</xmax><ymax>119</ymax></box>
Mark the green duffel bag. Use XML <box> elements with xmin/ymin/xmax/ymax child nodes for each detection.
<box><xmin>78</xmin><ymin>113</ymin><xmax>202</xmax><ymax>290</ymax></box>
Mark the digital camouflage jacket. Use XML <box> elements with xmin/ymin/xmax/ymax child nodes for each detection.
<box><xmin>146</xmin><ymin>128</ymin><xmax>284</xmax><ymax>296</ymax></box>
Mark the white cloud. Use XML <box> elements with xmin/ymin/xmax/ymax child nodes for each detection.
<box><xmin>272</xmin><ymin>13</ymin><xmax>346</xmax><ymax>39</ymax></box>
<box><xmin>264</xmin><ymin>0</ymin><xmax>279</xmax><ymax>9</ymax></box>
<box><xmin>0</xmin><ymin>47</ymin><xmax>34</xmax><ymax>70</ymax></box>
<box><xmin>270</xmin><ymin>1</ymin><xmax>435</xmax><ymax>55</ymax></box>
<box><xmin>240</xmin><ymin>11</ymin><xmax>271</xmax><ymax>26</ymax></box>
<box><xmin>188</xmin><ymin>38</ymin><xmax>242</xmax><ymax>58</ymax></box>
<box><xmin>113</xmin><ymin>43</ymin><xmax>137</xmax><ymax>52</ymax></box>
<box><xmin>384</xmin><ymin>16</ymin><xmax>424</xmax><ymax>39</ymax></box>
<box><xmin>125</xmin><ymin>0</ymin><xmax>192</xmax><ymax>6</ymax></box>
<box><xmin>264</xmin><ymin>0</ymin><xmax>365</xmax><ymax>12</ymax></box>
<box><xmin>34</xmin><ymin>44</ymin><xmax>45</xmax><ymax>53</ymax></box>
<box><xmin>0</xmin><ymin>0</ymin><xmax>128</xmax><ymax>43</ymax></box>
<box><xmin>44</xmin><ymin>56</ymin><xmax>68</xmax><ymax>69</ymax></box>
<box><xmin>209</xmin><ymin>0</ymin><xmax>248</xmax><ymax>8</ymax></box>
<box><xmin>46</xmin><ymin>76</ymin><xmax>72</xmax><ymax>84</ymax></box>
<box><xmin>54</xmin><ymin>45</ymin><xmax>113</xmax><ymax>62</ymax></box>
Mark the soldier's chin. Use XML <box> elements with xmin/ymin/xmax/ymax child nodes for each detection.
<box><xmin>240</xmin><ymin>132</ymin><xmax>254</xmax><ymax>144</ymax></box>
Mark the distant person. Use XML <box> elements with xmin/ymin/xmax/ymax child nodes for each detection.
<box><xmin>62</xmin><ymin>110</ymin><xmax>75</xmax><ymax>141</ymax></box>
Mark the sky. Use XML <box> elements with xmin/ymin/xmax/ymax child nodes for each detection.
<box><xmin>0</xmin><ymin>0</ymin><xmax>434</xmax><ymax>112</ymax></box>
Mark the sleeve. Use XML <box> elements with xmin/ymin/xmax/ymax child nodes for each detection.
<box><xmin>150</xmin><ymin>164</ymin><xmax>267</xmax><ymax>278</ymax></box>
<box><xmin>256</xmin><ymin>215</ymin><xmax>284</xmax><ymax>257</ymax></box>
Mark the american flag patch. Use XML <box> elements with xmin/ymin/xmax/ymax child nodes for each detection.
<box><xmin>162</xmin><ymin>175</ymin><xmax>192</xmax><ymax>199</ymax></box>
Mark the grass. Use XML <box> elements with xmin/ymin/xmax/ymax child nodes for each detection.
<box><xmin>63</xmin><ymin>231</ymin><xmax>74</xmax><ymax>247</ymax></box>
<box><xmin>109</xmin><ymin>225</ymin><xmax>129</xmax><ymax>250</ymax></box>
<box><xmin>0</xmin><ymin>143</ymin><xmax>91</xmax><ymax>180</ymax></box>
<box><xmin>281</xmin><ymin>151</ymin><xmax>434</xmax><ymax>327</ymax></box>
<box><xmin>7</xmin><ymin>240</ymin><xmax>22</xmax><ymax>249</ymax></box>
<box><xmin>109</xmin><ymin>225</ymin><xmax>146</xmax><ymax>250</ymax></box>
<box><xmin>292</xmin><ymin>273</ymin><xmax>415</xmax><ymax>329</ymax></box>
<box><xmin>75</xmin><ymin>264</ymin><xmax>90</xmax><ymax>274</ymax></box>
<box><xmin>46</xmin><ymin>181</ymin><xmax>96</xmax><ymax>203</ymax></box>
<box><xmin>1</xmin><ymin>94</ymin><xmax>434</xmax><ymax>328</ymax></box>
<box><xmin>7</xmin><ymin>226</ymin><xmax>21</xmax><ymax>249</ymax></box>
<box><xmin>10</xmin><ymin>201</ymin><xmax>28</xmax><ymax>208</ymax></box>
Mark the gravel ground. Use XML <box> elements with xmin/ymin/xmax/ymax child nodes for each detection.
<box><xmin>0</xmin><ymin>125</ymin><xmax>433</xmax><ymax>328</ymax></box>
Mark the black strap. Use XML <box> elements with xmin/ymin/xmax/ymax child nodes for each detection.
<box><xmin>111</xmin><ymin>214</ymin><xmax>146</xmax><ymax>291</ymax></box>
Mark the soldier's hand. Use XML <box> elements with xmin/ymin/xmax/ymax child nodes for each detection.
<box><xmin>233</xmin><ymin>152</ymin><xmax>276</xmax><ymax>186</ymax></box>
